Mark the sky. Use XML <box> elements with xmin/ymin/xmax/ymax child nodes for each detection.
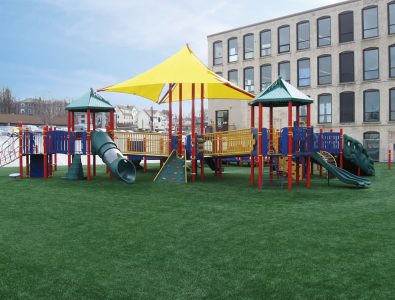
<box><xmin>0</xmin><ymin>0</ymin><xmax>343</xmax><ymax>110</ymax></box>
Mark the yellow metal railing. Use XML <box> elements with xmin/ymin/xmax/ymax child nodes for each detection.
<box><xmin>202</xmin><ymin>129</ymin><xmax>254</xmax><ymax>157</ymax></box>
<box><xmin>114</xmin><ymin>131</ymin><xmax>170</xmax><ymax>156</ymax></box>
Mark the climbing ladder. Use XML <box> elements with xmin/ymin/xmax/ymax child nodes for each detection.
<box><xmin>0</xmin><ymin>136</ymin><xmax>19</xmax><ymax>167</ymax></box>
<box><xmin>317</xmin><ymin>151</ymin><xmax>337</xmax><ymax>179</ymax></box>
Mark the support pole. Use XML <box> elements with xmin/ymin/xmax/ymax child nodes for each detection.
<box><xmin>67</xmin><ymin>111</ymin><xmax>71</xmax><ymax>168</ymax></box>
<box><xmin>258</xmin><ymin>103</ymin><xmax>263</xmax><ymax>189</ymax></box>
<box><xmin>389</xmin><ymin>149</ymin><xmax>392</xmax><ymax>170</ymax></box>
<box><xmin>25</xmin><ymin>127</ymin><xmax>29</xmax><ymax>177</ymax></box>
<box><xmin>87</xmin><ymin>109</ymin><xmax>91</xmax><ymax>181</ymax></box>
<box><xmin>269</xmin><ymin>106</ymin><xmax>273</xmax><ymax>183</ymax></box>
<box><xmin>43</xmin><ymin>125</ymin><xmax>48</xmax><ymax>179</ymax></box>
<box><xmin>295</xmin><ymin>105</ymin><xmax>300</xmax><ymax>184</ymax></box>
<box><xmin>319</xmin><ymin>128</ymin><xmax>323</xmax><ymax>177</ymax></box>
<box><xmin>49</xmin><ymin>126</ymin><xmax>53</xmax><ymax>177</ymax></box>
<box><xmin>250</xmin><ymin>105</ymin><xmax>255</xmax><ymax>186</ymax></box>
<box><xmin>92</xmin><ymin>112</ymin><xmax>96</xmax><ymax>176</ymax></box>
<box><xmin>339</xmin><ymin>128</ymin><xmax>343</xmax><ymax>169</ymax></box>
<box><xmin>287</xmin><ymin>101</ymin><xmax>293</xmax><ymax>190</ymax></box>
<box><xmin>109</xmin><ymin>110</ymin><xmax>114</xmax><ymax>180</ymax></box>
<box><xmin>191</xmin><ymin>83</ymin><xmax>196</xmax><ymax>182</ymax></box>
<box><xmin>168</xmin><ymin>83</ymin><xmax>173</xmax><ymax>154</ymax></box>
<box><xmin>200</xmin><ymin>84</ymin><xmax>205</xmax><ymax>181</ymax></box>
<box><xmin>18</xmin><ymin>121</ymin><xmax>23</xmax><ymax>179</ymax></box>
<box><xmin>178</xmin><ymin>83</ymin><xmax>183</xmax><ymax>157</ymax></box>
<box><xmin>54</xmin><ymin>127</ymin><xmax>57</xmax><ymax>171</ymax></box>
<box><xmin>306</xmin><ymin>104</ymin><xmax>311</xmax><ymax>188</ymax></box>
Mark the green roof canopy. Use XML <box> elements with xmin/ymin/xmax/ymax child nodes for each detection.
<box><xmin>249</xmin><ymin>77</ymin><xmax>313</xmax><ymax>107</ymax></box>
<box><xmin>66</xmin><ymin>89</ymin><xmax>114</xmax><ymax>112</ymax></box>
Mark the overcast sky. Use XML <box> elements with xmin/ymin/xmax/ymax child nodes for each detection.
<box><xmin>0</xmin><ymin>0</ymin><xmax>343</xmax><ymax>109</ymax></box>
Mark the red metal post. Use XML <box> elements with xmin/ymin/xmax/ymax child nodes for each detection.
<box><xmin>258</xmin><ymin>103</ymin><xmax>263</xmax><ymax>189</ymax></box>
<box><xmin>200</xmin><ymin>83</ymin><xmax>205</xmax><ymax>180</ymax></box>
<box><xmin>49</xmin><ymin>127</ymin><xmax>53</xmax><ymax>177</ymax></box>
<box><xmin>339</xmin><ymin>128</ymin><xmax>343</xmax><ymax>169</ymax></box>
<box><xmin>109</xmin><ymin>110</ymin><xmax>114</xmax><ymax>180</ymax></box>
<box><xmin>92</xmin><ymin>112</ymin><xmax>96</xmax><ymax>176</ymax></box>
<box><xmin>25</xmin><ymin>127</ymin><xmax>29</xmax><ymax>177</ymax></box>
<box><xmin>87</xmin><ymin>109</ymin><xmax>91</xmax><ymax>181</ymax></box>
<box><xmin>269</xmin><ymin>106</ymin><xmax>273</xmax><ymax>183</ymax></box>
<box><xmin>43</xmin><ymin>125</ymin><xmax>48</xmax><ymax>179</ymax></box>
<box><xmin>67</xmin><ymin>111</ymin><xmax>71</xmax><ymax>168</ymax></box>
<box><xmin>357</xmin><ymin>167</ymin><xmax>361</xmax><ymax>176</ymax></box>
<box><xmin>168</xmin><ymin>83</ymin><xmax>173</xmax><ymax>154</ymax></box>
<box><xmin>306</xmin><ymin>104</ymin><xmax>311</xmax><ymax>188</ymax></box>
<box><xmin>250</xmin><ymin>105</ymin><xmax>255</xmax><ymax>186</ymax></box>
<box><xmin>18</xmin><ymin>122</ymin><xmax>23</xmax><ymax>179</ymax></box>
<box><xmin>287</xmin><ymin>101</ymin><xmax>293</xmax><ymax>190</ymax></box>
<box><xmin>191</xmin><ymin>83</ymin><xmax>196</xmax><ymax>182</ymax></box>
<box><xmin>295</xmin><ymin>106</ymin><xmax>300</xmax><ymax>184</ymax></box>
<box><xmin>319</xmin><ymin>128</ymin><xmax>323</xmax><ymax>177</ymax></box>
<box><xmin>178</xmin><ymin>83</ymin><xmax>183</xmax><ymax>157</ymax></box>
<box><xmin>54</xmin><ymin>126</ymin><xmax>57</xmax><ymax>171</ymax></box>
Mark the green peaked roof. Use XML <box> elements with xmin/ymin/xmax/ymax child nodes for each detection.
<box><xmin>66</xmin><ymin>89</ymin><xmax>114</xmax><ymax>112</ymax></box>
<box><xmin>249</xmin><ymin>77</ymin><xmax>313</xmax><ymax>107</ymax></box>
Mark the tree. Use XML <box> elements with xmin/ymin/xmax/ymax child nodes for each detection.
<box><xmin>0</xmin><ymin>87</ymin><xmax>16</xmax><ymax>114</ymax></box>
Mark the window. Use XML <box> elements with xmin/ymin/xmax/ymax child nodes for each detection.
<box><xmin>390</xmin><ymin>88</ymin><xmax>395</xmax><ymax>121</ymax></box>
<box><xmin>297</xmin><ymin>58</ymin><xmax>310</xmax><ymax>87</ymax></box>
<box><xmin>228</xmin><ymin>69</ymin><xmax>238</xmax><ymax>86</ymax></box>
<box><xmin>363</xmin><ymin>6</ymin><xmax>378</xmax><ymax>38</ymax></box>
<box><xmin>213</xmin><ymin>41</ymin><xmax>222</xmax><ymax>65</ymax></box>
<box><xmin>299</xmin><ymin>106</ymin><xmax>307</xmax><ymax>123</ymax></box>
<box><xmin>363</xmin><ymin>132</ymin><xmax>380</xmax><ymax>161</ymax></box>
<box><xmin>318</xmin><ymin>94</ymin><xmax>332</xmax><ymax>123</ymax></box>
<box><xmin>389</xmin><ymin>1</ymin><xmax>395</xmax><ymax>34</ymax></box>
<box><xmin>317</xmin><ymin>16</ymin><xmax>331</xmax><ymax>46</ymax></box>
<box><xmin>364</xmin><ymin>90</ymin><xmax>380</xmax><ymax>122</ymax></box>
<box><xmin>260</xmin><ymin>64</ymin><xmax>271</xmax><ymax>91</ymax></box>
<box><xmin>215</xmin><ymin>110</ymin><xmax>229</xmax><ymax>132</ymax></box>
<box><xmin>243</xmin><ymin>34</ymin><xmax>254</xmax><ymax>59</ymax></box>
<box><xmin>390</xmin><ymin>45</ymin><xmax>395</xmax><ymax>78</ymax></box>
<box><xmin>318</xmin><ymin>55</ymin><xmax>331</xmax><ymax>85</ymax></box>
<box><xmin>339</xmin><ymin>51</ymin><xmax>354</xmax><ymax>82</ymax></box>
<box><xmin>363</xmin><ymin>48</ymin><xmax>379</xmax><ymax>80</ymax></box>
<box><xmin>278</xmin><ymin>25</ymin><xmax>290</xmax><ymax>53</ymax></box>
<box><xmin>260</xmin><ymin>30</ymin><xmax>271</xmax><ymax>56</ymax></box>
<box><xmin>278</xmin><ymin>61</ymin><xmax>290</xmax><ymax>83</ymax></box>
<box><xmin>297</xmin><ymin>21</ymin><xmax>310</xmax><ymax>50</ymax></box>
<box><xmin>340</xmin><ymin>92</ymin><xmax>355</xmax><ymax>123</ymax></box>
<box><xmin>244</xmin><ymin>67</ymin><xmax>254</xmax><ymax>93</ymax></box>
<box><xmin>215</xmin><ymin>72</ymin><xmax>223</xmax><ymax>77</ymax></box>
<box><xmin>228</xmin><ymin>38</ymin><xmax>238</xmax><ymax>62</ymax></box>
<box><xmin>339</xmin><ymin>11</ymin><xmax>354</xmax><ymax>43</ymax></box>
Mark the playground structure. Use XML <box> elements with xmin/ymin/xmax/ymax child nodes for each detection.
<box><xmin>0</xmin><ymin>46</ymin><xmax>375</xmax><ymax>188</ymax></box>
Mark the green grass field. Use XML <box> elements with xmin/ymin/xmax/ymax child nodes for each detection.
<box><xmin>0</xmin><ymin>163</ymin><xmax>394</xmax><ymax>299</ymax></box>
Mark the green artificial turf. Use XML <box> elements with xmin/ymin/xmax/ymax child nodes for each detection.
<box><xmin>0</xmin><ymin>163</ymin><xmax>394</xmax><ymax>299</ymax></box>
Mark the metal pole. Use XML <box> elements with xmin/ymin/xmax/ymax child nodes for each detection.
<box><xmin>168</xmin><ymin>83</ymin><xmax>173</xmax><ymax>154</ymax></box>
<box><xmin>191</xmin><ymin>83</ymin><xmax>196</xmax><ymax>182</ymax></box>
<box><xmin>250</xmin><ymin>105</ymin><xmax>255</xmax><ymax>186</ymax></box>
<box><xmin>258</xmin><ymin>103</ymin><xmax>263</xmax><ymax>189</ymax></box>
<box><xmin>178</xmin><ymin>83</ymin><xmax>183</xmax><ymax>157</ymax></box>
<box><xmin>287</xmin><ymin>101</ymin><xmax>293</xmax><ymax>190</ymax></box>
<box><xmin>306</xmin><ymin>104</ymin><xmax>311</xmax><ymax>188</ymax></box>
<box><xmin>87</xmin><ymin>109</ymin><xmax>91</xmax><ymax>181</ymax></box>
<box><xmin>200</xmin><ymin>83</ymin><xmax>205</xmax><ymax>180</ymax></box>
<box><xmin>18</xmin><ymin>121</ymin><xmax>23</xmax><ymax>179</ymax></box>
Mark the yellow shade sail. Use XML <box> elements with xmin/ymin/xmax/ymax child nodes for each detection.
<box><xmin>98</xmin><ymin>45</ymin><xmax>254</xmax><ymax>102</ymax></box>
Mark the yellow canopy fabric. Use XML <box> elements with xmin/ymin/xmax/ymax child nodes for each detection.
<box><xmin>98</xmin><ymin>45</ymin><xmax>254</xmax><ymax>102</ymax></box>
